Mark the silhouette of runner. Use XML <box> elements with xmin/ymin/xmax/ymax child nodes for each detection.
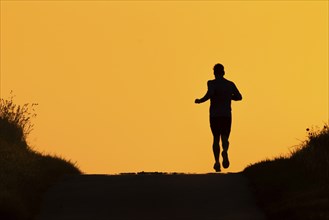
<box><xmin>195</xmin><ymin>63</ymin><xmax>242</xmax><ymax>172</ymax></box>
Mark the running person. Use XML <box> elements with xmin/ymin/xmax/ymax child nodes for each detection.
<box><xmin>195</xmin><ymin>63</ymin><xmax>242</xmax><ymax>172</ymax></box>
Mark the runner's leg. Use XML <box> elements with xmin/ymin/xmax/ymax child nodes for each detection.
<box><xmin>220</xmin><ymin>116</ymin><xmax>232</xmax><ymax>152</ymax></box>
<box><xmin>220</xmin><ymin>116</ymin><xmax>232</xmax><ymax>169</ymax></box>
<box><xmin>210</xmin><ymin>117</ymin><xmax>221</xmax><ymax>172</ymax></box>
<box><xmin>222</xmin><ymin>135</ymin><xmax>229</xmax><ymax>152</ymax></box>
<box><xmin>213</xmin><ymin>135</ymin><xmax>220</xmax><ymax>163</ymax></box>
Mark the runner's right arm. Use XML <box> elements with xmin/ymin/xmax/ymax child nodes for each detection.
<box><xmin>195</xmin><ymin>81</ymin><xmax>214</xmax><ymax>104</ymax></box>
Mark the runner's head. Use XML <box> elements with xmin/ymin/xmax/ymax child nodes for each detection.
<box><xmin>213</xmin><ymin>63</ymin><xmax>225</xmax><ymax>78</ymax></box>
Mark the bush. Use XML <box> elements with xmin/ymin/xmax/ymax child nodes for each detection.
<box><xmin>0</xmin><ymin>94</ymin><xmax>81</xmax><ymax>220</ymax></box>
<box><xmin>244</xmin><ymin>125</ymin><xmax>329</xmax><ymax>220</ymax></box>
<box><xmin>290</xmin><ymin>126</ymin><xmax>329</xmax><ymax>183</ymax></box>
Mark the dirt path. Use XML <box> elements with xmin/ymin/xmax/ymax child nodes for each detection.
<box><xmin>36</xmin><ymin>173</ymin><xmax>266</xmax><ymax>220</ymax></box>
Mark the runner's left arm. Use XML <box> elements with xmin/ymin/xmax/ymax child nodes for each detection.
<box><xmin>231</xmin><ymin>83</ymin><xmax>242</xmax><ymax>101</ymax></box>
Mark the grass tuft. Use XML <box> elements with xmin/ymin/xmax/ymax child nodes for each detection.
<box><xmin>244</xmin><ymin>125</ymin><xmax>329</xmax><ymax>220</ymax></box>
<box><xmin>0</xmin><ymin>92</ymin><xmax>37</xmax><ymax>145</ymax></box>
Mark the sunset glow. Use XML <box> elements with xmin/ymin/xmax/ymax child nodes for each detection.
<box><xmin>1</xmin><ymin>1</ymin><xmax>328</xmax><ymax>174</ymax></box>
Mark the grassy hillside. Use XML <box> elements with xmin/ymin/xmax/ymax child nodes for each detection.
<box><xmin>244</xmin><ymin>125</ymin><xmax>329</xmax><ymax>220</ymax></box>
<box><xmin>0</xmin><ymin>96</ymin><xmax>81</xmax><ymax>220</ymax></box>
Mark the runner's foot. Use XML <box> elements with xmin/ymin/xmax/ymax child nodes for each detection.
<box><xmin>213</xmin><ymin>162</ymin><xmax>221</xmax><ymax>172</ymax></box>
<box><xmin>222</xmin><ymin>151</ymin><xmax>230</xmax><ymax>169</ymax></box>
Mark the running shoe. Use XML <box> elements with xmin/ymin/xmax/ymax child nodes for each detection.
<box><xmin>213</xmin><ymin>162</ymin><xmax>221</xmax><ymax>172</ymax></box>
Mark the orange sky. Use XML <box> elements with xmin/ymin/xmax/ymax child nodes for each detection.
<box><xmin>1</xmin><ymin>1</ymin><xmax>328</xmax><ymax>174</ymax></box>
